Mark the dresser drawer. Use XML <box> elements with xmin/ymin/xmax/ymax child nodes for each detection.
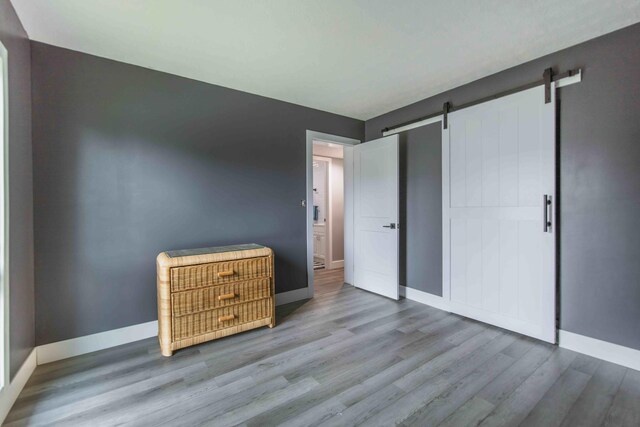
<box><xmin>170</xmin><ymin>256</ymin><xmax>272</xmax><ymax>292</ymax></box>
<box><xmin>172</xmin><ymin>298</ymin><xmax>272</xmax><ymax>341</ymax></box>
<box><xmin>171</xmin><ymin>278</ymin><xmax>271</xmax><ymax>316</ymax></box>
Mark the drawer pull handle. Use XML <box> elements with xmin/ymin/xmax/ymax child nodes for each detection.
<box><xmin>218</xmin><ymin>293</ymin><xmax>237</xmax><ymax>301</ymax></box>
<box><xmin>217</xmin><ymin>270</ymin><xmax>235</xmax><ymax>278</ymax></box>
<box><xmin>218</xmin><ymin>314</ymin><xmax>235</xmax><ymax>322</ymax></box>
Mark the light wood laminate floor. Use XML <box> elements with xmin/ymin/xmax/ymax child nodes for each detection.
<box><xmin>6</xmin><ymin>269</ymin><xmax>639</xmax><ymax>426</ymax></box>
<box><xmin>313</xmin><ymin>268</ymin><xmax>345</xmax><ymax>295</ymax></box>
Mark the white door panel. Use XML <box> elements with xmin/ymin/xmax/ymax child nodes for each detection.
<box><xmin>444</xmin><ymin>85</ymin><xmax>556</xmax><ymax>343</ymax></box>
<box><xmin>354</xmin><ymin>135</ymin><xmax>399</xmax><ymax>300</ymax></box>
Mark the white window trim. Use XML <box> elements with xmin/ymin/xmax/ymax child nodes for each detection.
<box><xmin>0</xmin><ymin>40</ymin><xmax>10</xmax><ymax>392</ymax></box>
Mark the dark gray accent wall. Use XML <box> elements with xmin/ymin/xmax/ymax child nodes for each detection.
<box><xmin>399</xmin><ymin>123</ymin><xmax>442</xmax><ymax>295</ymax></box>
<box><xmin>31</xmin><ymin>42</ymin><xmax>363</xmax><ymax>345</ymax></box>
<box><xmin>366</xmin><ymin>23</ymin><xmax>640</xmax><ymax>352</ymax></box>
<box><xmin>0</xmin><ymin>0</ymin><xmax>35</xmax><ymax>379</ymax></box>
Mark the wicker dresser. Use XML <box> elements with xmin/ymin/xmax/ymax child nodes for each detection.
<box><xmin>156</xmin><ymin>244</ymin><xmax>275</xmax><ymax>356</ymax></box>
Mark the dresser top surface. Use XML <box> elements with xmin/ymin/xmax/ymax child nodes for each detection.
<box><xmin>166</xmin><ymin>243</ymin><xmax>265</xmax><ymax>258</ymax></box>
<box><xmin>157</xmin><ymin>244</ymin><xmax>272</xmax><ymax>269</ymax></box>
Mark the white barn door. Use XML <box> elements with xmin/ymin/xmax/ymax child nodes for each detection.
<box><xmin>354</xmin><ymin>135</ymin><xmax>399</xmax><ymax>300</ymax></box>
<box><xmin>443</xmin><ymin>85</ymin><xmax>556</xmax><ymax>343</ymax></box>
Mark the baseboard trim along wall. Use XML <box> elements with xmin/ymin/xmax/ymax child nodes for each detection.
<box><xmin>0</xmin><ymin>349</ymin><xmax>36</xmax><ymax>424</ymax></box>
<box><xmin>399</xmin><ymin>287</ymin><xmax>640</xmax><ymax>372</ymax></box>
<box><xmin>36</xmin><ymin>288</ymin><xmax>311</xmax><ymax>365</ymax></box>
<box><xmin>37</xmin><ymin>321</ymin><xmax>159</xmax><ymax>365</ymax></box>
<box><xmin>559</xmin><ymin>330</ymin><xmax>640</xmax><ymax>372</ymax></box>
<box><xmin>400</xmin><ymin>285</ymin><xmax>451</xmax><ymax>313</ymax></box>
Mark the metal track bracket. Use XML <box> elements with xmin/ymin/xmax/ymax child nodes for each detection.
<box><xmin>543</xmin><ymin>68</ymin><xmax>553</xmax><ymax>103</ymax></box>
<box><xmin>443</xmin><ymin>102</ymin><xmax>451</xmax><ymax>129</ymax></box>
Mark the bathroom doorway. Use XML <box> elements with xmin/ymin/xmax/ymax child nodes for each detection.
<box><xmin>312</xmin><ymin>155</ymin><xmax>330</xmax><ymax>270</ymax></box>
<box><xmin>312</xmin><ymin>142</ymin><xmax>344</xmax><ymax>277</ymax></box>
<box><xmin>312</xmin><ymin>141</ymin><xmax>345</xmax><ymax>294</ymax></box>
<box><xmin>306</xmin><ymin>131</ymin><xmax>359</xmax><ymax>298</ymax></box>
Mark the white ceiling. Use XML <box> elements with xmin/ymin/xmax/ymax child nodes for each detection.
<box><xmin>12</xmin><ymin>0</ymin><xmax>640</xmax><ymax>120</ymax></box>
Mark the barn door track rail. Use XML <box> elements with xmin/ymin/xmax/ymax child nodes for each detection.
<box><xmin>382</xmin><ymin>67</ymin><xmax>582</xmax><ymax>135</ymax></box>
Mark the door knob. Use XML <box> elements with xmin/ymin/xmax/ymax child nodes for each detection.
<box><xmin>382</xmin><ymin>223</ymin><xmax>396</xmax><ymax>229</ymax></box>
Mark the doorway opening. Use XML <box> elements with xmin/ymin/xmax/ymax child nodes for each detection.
<box><xmin>312</xmin><ymin>142</ymin><xmax>344</xmax><ymax>293</ymax></box>
<box><xmin>306</xmin><ymin>131</ymin><xmax>359</xmax><ymax>298</ymax></box>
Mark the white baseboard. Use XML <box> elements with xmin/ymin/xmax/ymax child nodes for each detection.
<box><xmin>401</xmin><ymin>288</ymin><xmax>640</xmax><ymax>372</ymax></box>
<box><xmin>400</xmin><ymin>285</ymin><xmax>451</xmax><ymax>312</ymax></box>
<box><xmin>0</xmin><ymin>348</ymin><xmax>36</xmax><ymax>424</ymax></box>
<box><xmin>559</xmin><ymin>330</ymin><xmax>640</xmax><ymax>372</ymax></box>
<box><xmin>276</xmin><ymin>287</ymin><xmax>310</xmax><ymax>305</ymax></box>
<box><xmin>34</xmin><ymin>289</ymin><xmax>309</xmax><ymax>366</ymax></box>
<box><xmin>37</xmin><ymin>321</ymin><xmax>158</xmax><ymax>365</ymax></box>
<box><xmin>329</xmin><ymin>260</ymin><xmax>344</xmax><ymax>269</ymax></box>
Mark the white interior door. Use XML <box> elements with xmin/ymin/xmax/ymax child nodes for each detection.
<box><xmin>443</xmin><ymin>85</ymin><xmax>556</xmax><ymax>343</ymax></box>
<box><xmin>354</xmin><ymin>135</ymin><xmax>399</xmax><ymax>300</ymax></box>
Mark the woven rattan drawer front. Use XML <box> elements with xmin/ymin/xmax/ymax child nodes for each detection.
<box><xmin>172</xmin><ymin>298</ymin><xmax>272</xmax><ymax>341</ymax></box>
<box><xmin>170</xmin><ymin>256</ymin><xmax>271</xmax><ymax>292</ymax></box>
<box><xmin>171</xmin><ymin>278</ymin><xmax>271</xmax><ymax>316</ymax></box>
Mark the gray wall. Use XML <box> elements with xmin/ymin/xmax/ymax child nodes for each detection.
<box><xmin>0</xmin><ymin>0</ymin><xmax>35</xmax><ymax>379</ymax></box>
<box><xmin>399</xmin><ymin>123</ymin><xmax>442</xmax><ymax>296</ymax></box>
<box><xmin>31</xmin><ymin>42</ymin><xmax>363</xmax><ymax>345</ymax></box>
<box><xmin>366</xmin><ymin>23</ymin><xmax>640</xmax><ymax>352</ymax></box>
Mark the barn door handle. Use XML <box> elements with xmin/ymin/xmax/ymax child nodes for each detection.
<box><xmin>543</xmin><ymin>195</ymin><xmax>552</xmax><ymax>233</ymax></box>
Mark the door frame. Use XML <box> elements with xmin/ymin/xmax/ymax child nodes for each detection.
<box><xmin>306</xmin><ymin>131</ymin><xmax>360</xmax><ymax>298</ymax></box>
<box><xmin>0</xmin><ymin>40</ymin><xmax>9</xmax><ymax>393</ymax></box>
